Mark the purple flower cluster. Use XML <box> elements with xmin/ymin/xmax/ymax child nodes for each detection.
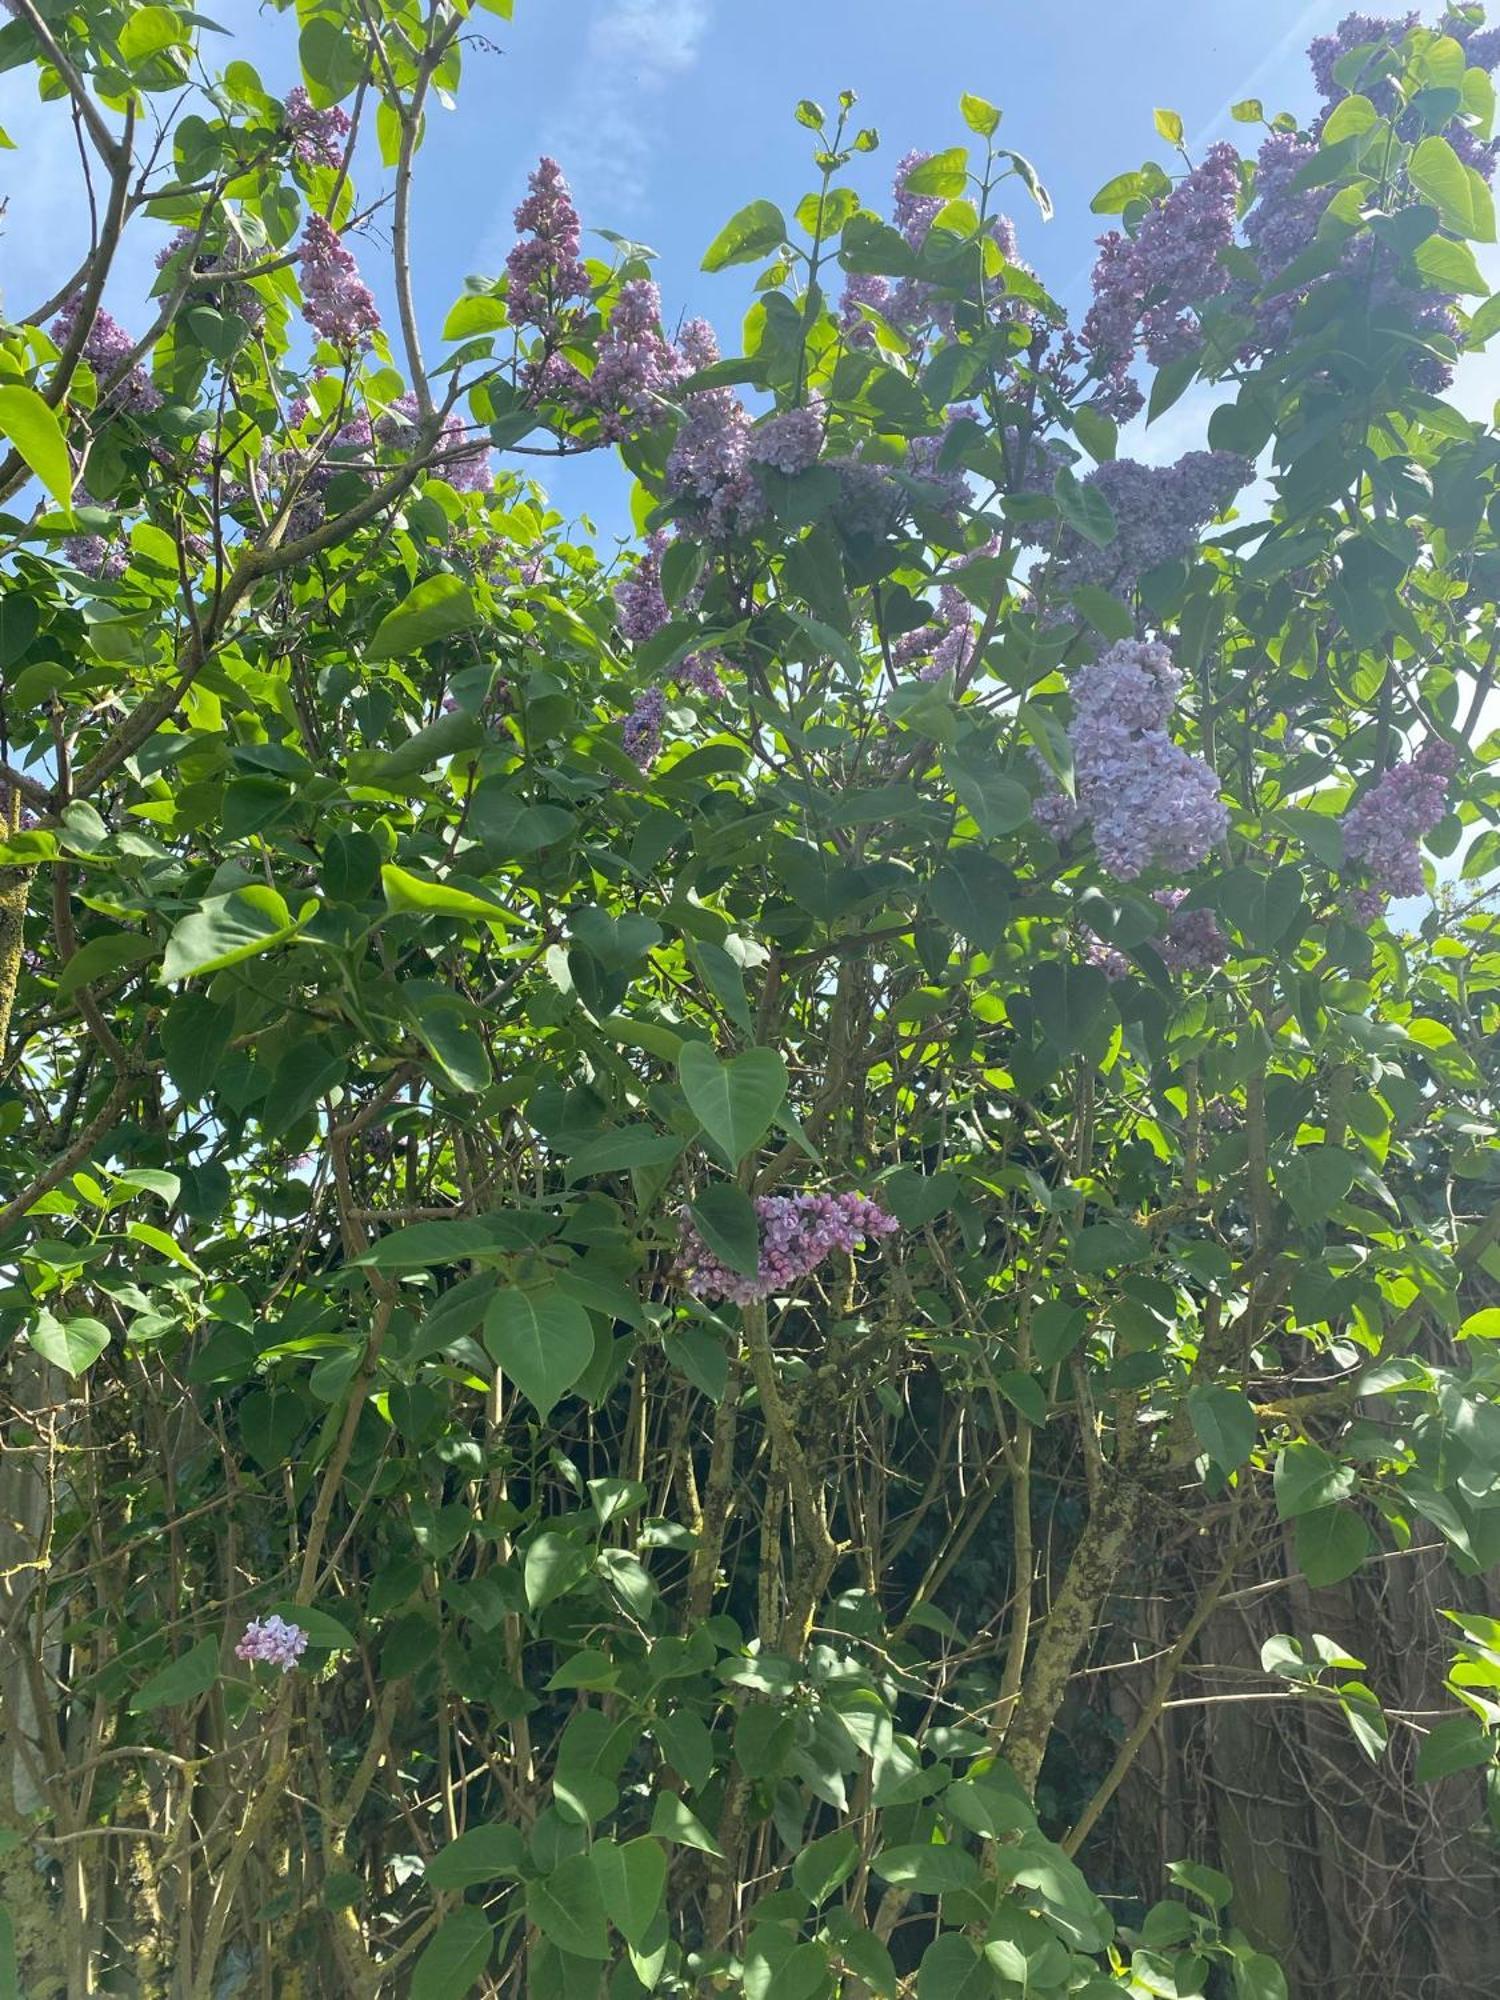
<box><xmin>65</xmin><ymin>533</ymin><xmax>126</xmax><ymax>581</ymax></box>
<box><xmin>285</xmin><ymin>85</ymin><xmax>351</xmax><ymax>169</ymax></box>
<box><xmin>1084</xmin><ymin>932</ymin><xmax>1131</xmax><ymax>981</ymax></box>
<box><xmin>1051</xmin><ymin>451</ymin><xmax>1253</xmax><ymax>597</ymax></box>
<box><xmin>506</xmin><ymin>156</ymin><xmax>590</xmax><ymax>336</ymax></box>
<box><xmin>377</xmin><ymin>394</ymin><xmax>491</xmax><ymax>492</ymax></box>
<box><xmin>622</xmin><ymin>685</ymin><xmax>667</xmax><ymax>766</ymax></box>
<box><xmin>157</xmin><ymin>229</ymin><xmax>267</xmax><ymax>335</ymax></box>
<box><xmin>1341</xmin><ymin>739</ymin><xmax>1456</xmax><ymax>913</ymax></box>
<box><xmin>298</xmin><ymin>216</ymin><xmax>380</xmax><ymax>348</ymax></box>
<box><xmin>590</xmin><ymin>279</ymin><xmax>682</xmax><ymax>440</ymax></box>
<box><xmin>235</xmin><ymin>1615</ymin><xmax>308</xmax><ymax>1672</ymax></box>
<box><xmin>1056</xmin><ymin>639</ymin><xmax>1227</xmax><ymax>880</ymax></box>
<box><xmin>748</xmin><ymin>404</ymin><xmax>824</xmax><ymax>477</ymax></box>
<box><xmin>52</xmin><ymin>296</ymin><xmax>161</xmax><ymax>416</ymax></box>
<box><xmin>893</xmin><ymin>583</ymin><xmax>975</xmax><ymax>681</ymax></box>
<box><xmin>666</xmin><ymin>320</ymin><xmax>760</xmax><ymax>538</ymax></box>
<box><xmin>830</xmin><ymin>458</ymin><xmax>902</xmax><ymax>540</ymax></box>
<box><xmin>676</xmin><ymin>652</ymin><xmax>727</xmax><ymax>699</ymax></box>
<box><xmin>678</xmin><ymin>1191</ymin><xmax>900</xmax><ymax>1305</ymax></box>
<box><xmin>1153</xmin><ymin>887</ymin><xmax>1230</xmax><ymax>972</ymax></box>
<box><xmin>1081</xmin><ymin>142</ymin><xmax>1241</xmax><ymax>417</ymax></box>
<box><xmin>906</xmin><ymin>409</ymin><xmax>977</xmax><ymax>518</ymax></box>
<box><xmin>1309</xmin><ymin>12</ymin><xmax>1417</xmax><ymax>107</ymax></box>
<box><xmin>614</xmin><ymin>530</ymin><xmax>670</xmax><ymax>642</ymax></box>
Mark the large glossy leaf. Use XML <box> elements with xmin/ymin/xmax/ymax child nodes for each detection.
<box><xmin>483</xmin><ymin>1286</ymin><xmax>594</xmax><ymax>1416</ymax></box>
<box><xmin>678</xmin><ymin>1043</ymin><xmax>787</xmax><ymax>1166</ymax></box>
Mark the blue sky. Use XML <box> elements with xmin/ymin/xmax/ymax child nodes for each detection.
<box><xmin>4</xmin><ymin>0</ymin><xmax>1495</xmax><ymax>540</ymax></box>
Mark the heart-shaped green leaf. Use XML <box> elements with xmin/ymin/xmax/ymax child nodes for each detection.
<box><xmin>678</xmin><ymin>1043</ymin><xmax>787</xmax><ymax>1166</ymax></box>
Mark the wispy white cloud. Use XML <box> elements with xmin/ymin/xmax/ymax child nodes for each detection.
<box><xmin>548</xmin><ymin>0</ymin><xmax>712</xmax><ymax>218</ymax></box>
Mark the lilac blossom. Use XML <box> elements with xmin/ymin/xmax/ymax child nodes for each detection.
<box><xmin>377</xmin><ymin>394</ymin><xmax>491</xmax><ymax>492</ymax></box>
<box><xmin>505</xmin><ymin>156</ymin><xmax>590</xmax><ymax>335</ymax></box>
<box><xmin>666</xmin><ymin>320</ymin><xmax>760</xmax><ymax>538</ymax></box>
<box><xmin>1153</xmin><ymin>888</ymin><xmax>1230</xmax><ymax>972</ymax></box>
<box><xmin>678</xmin><ymin>1191</ymin><xmax>900</xmax><ymax>1306</ymax></box>
<box><xmin>1064</xmin><ymin>639</ymin><xmax>1227</xmax><ymax>880</ymax></box>
<box><xmin>52</xmin><ymin>296</ymin><xmax>161</xmax><ymax>416</ymax></box>
<box><xmin>614</xmin><ymin>530</ymin><xmax>670</xmax><ymax>642</ymax></box>
<box><xmin>897</xmin><ymin>583</ymin><xmax>976</xmax><ymax>682</ymax></box>
<box><xmin>622</xmin><ymin>685</ymin><xmax>667</xmax><ymax>766</ymax></box>
<box><xmin>747</xmin><ymin>404</ymin><xmax>824</xmax><ymax>477</ymax></box>
<box><xmin>1048</xmin><ymin>451</ymin><xmax>1253</xmax><ymax>597</ymax></box>
<box><xmin>298</xmin><ymin>216</ymin><xmax>380</xmax><ymax>348</ymax></box>
<box><xmin>1081</xmin><ymin>142</ymin><xmax>1240</xmax><ymax>403</ymax></box>
<box><xmin>906</xmin><ymin>409</ymin><xmax>977</xmax><ymax>518</ymax></box>
<box><xmin>285</xmin><ymin>85</ymin><xmax>351</xmax><ymax>169</ymax></box>
<box><xmin>65</xmin><ymin>534</ymin><xmax>126</xmax><ymax>581</ymax></box>
<box><xmin>839</xmin><ymin>270</ymin><xmax>892</xmax><ymax>346</ymax></box>
<box><xmin>235</xmin><ymin>1615</ymin><xmax>308</xmax><ymax>1672</ymax></box>
<box><xmin>676</xmin><ymin>652</ymin><xmax>728</xmax><ymax>699</ymax></box>
<box><xmin>1084</xmin><ymin>933</ymin><xmax>1131</xmax><ymax>981</ymax></box>
<box><xmin>1309</xmin><ymin>12</ymin><xmax>1416</xmax><ymax>108</ymax></box>
<box><xmin>590</xmin><ymin>279</ymin><xmax>682</xmax><ymax>439</ymax></box>
<box><xmin>1340</xmin><ymin>739</ymin><xmax>1456</xmax><ymax>912</ymax></box>
<box><xmin>156</xmin><ymin>229</ymin><xmax>267</xmax><ymax>334</ymax></box>
<box><xmin>830</xmin><ymin>458</ymin><xmax>902</xmax><ymax>540</ymax></box>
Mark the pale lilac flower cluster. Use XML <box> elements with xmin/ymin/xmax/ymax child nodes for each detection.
<box><xmin>830</xmin><ymin>458</ymin><xmax>902</xmax><ymax>540</ymax></box>
<box><xmin>1081</xmin><ymin>143</ymin><xmax>1240</xmax><ymax>417</ymax></box>
<box><xmin>1057</xmin><ymin>639</ymin><xmax>1227</xmax><ymax>880</ymax></box>
<box><xmin>285</xmin><ymin>85</ymin><xmax>351</xmax><ymax>169</ymax></box>
<box><xmin>235</xmin><ymin>1615</ymin><xmax>308</xmax><ymax>1672</ymax></box>
<box><xmin>506</xmin><ymin>157</ymin><xmax>590</xmax><ymax>336</ymax></box>
<box><xmin>1153</xmin><ymin>887</ymin><xmax>1230</xmax><ymax>972</ymax></box>
<box><xmin>52</xmin><ymin>297</ymin><xmax>161</xmax><ymax>416</ymax></box>
<box><xmin>678</xmin><ymin>1191</ymin><xmax>900</xmax><ymax>1305</ymax></box>
<box><xmin>748</xmin><ymin>404</ymin><xmax>824</xmax><ymax>477</ymax></box>
<box><xmin>590</xmin><ymin>280</ymin><xmax>682</xmax><ymax>440</ymax></box>
<box><xmin>1083</xmin><ymin>932</ymin><xmax>1130</xmax><ymax>981</ymax></box>
<box><xmin>1050</xmin><ymin>451</ymin><xmax>1253</xmax><ymax>597</ymax></box>
<box><xmin>1309</xmin><ymin>12</ymin><xmax>1416</xmax><ymax>108</ymax></box>
<box><xmin>893</xmin><ymin>583</ymin><xmax>975</xmax><ymax>681</ymax></box>
<box><xmin>839</xmin><ymin>271</ymin><xmax>891</xmax><ymax>347</ymax></box>
<box><xmin>65</xmin><ymin>534</ymin><xmax>126</xmax><ymax>581</ymax></box>
<box><xmin>1341</xmin><ymin>739</ymin><xmax>1456</xmax><ymax>913</ymax></box>
<box><xmin>376</xmin><ymin>393</ymin><xmax>491</xmax><ymax>492</ymax></box>
<box><xmin>666</xmin><ymin>320</ymin><xmax>760</xmax><ymax>538</ymax></box>
<box><xmin>298</xmin><ymin>216</ymin><xmax>380</xmax><ymax>348</ymax></box>
<box><xmin>622</xmin><ymin>685</ymin><xmax>667</xmax><ymax>766</ymax></box>
<box><xmin>906</xmin><ymin>409</ymin><xmax>977</xmax><ymax>518</ymax></box>
<box><xmin>677</xmin><ymin>653</ymin><xmax>727</xmax><ymax>698</ymax></box>
<box><xmin>614</xmin><ymin>530</ymin><xmax>670</xmax><ymax>641</ymax></box>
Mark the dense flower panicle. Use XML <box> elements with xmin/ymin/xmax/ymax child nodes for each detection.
<box><xmin>1050</xmin><ymin>451</ymin><xmax>1253</xmax><ymax>596</ymax></box>
<box><xmin>1084</xmin><ymin>932</ymin><xmax>1131</xmax><ymax>981</ymax></box>
<box><xmin>1032</xmin><ymin>787</ymin><xmax>1088</xmax><ymax>841</ymax></box>
<box><xmin>285</xmin><ymin>84</ymin><xmax>351</xmax><ymax>168</ymax></box>
<box><xmin>1082</xmin><ymin>142</ymin><xmax>1240</xmax><ymax>398</ymax></box>
<box><xmin>1309</xmin><ymin>12</ymin><xmax>1417</xmax><ymax>106</ymax></box>
<box><xmin>666</xmin><ymin>348</ymin><xmax>760</xmax><ymax>538</ymax></box>
<box><xmin>622</xmin><ymin>685</ymin><xmax>666</xmax><ymax>766</ymax></box>
<box><xmin>156</xmin><ymin>230</ymin><xmax>267</xmax><ymax>333</ymax></box>
<box><xmin>298</xmin><ymin>216</ymin><xmax>380</xmax><ymax>348</ymax></box>
<box><xmin>235</xmin><ymin>1615</ymin><xmax>308</xmax><ymax>1672</ymax></box>
<box><xmin>679</xmin><ymin>1191</ymin><xmax>900</xmax><ymax>1305</ymax></box>
<box><xmin>614</xmin><ymin>530</ymin><xmax>671</xmax><ymax>641</ymax></box>
<box><xmin>506</xmin><ymin>156</ymin><xmax>590</xmax><ymax>333</ymax></box>
<box><xmin>839</xmin><ymin>270</ymin><xmax>892</xmax><ymax>345</ymax></box>
<box><xmin>1341</xmin><ymin>739</ymin><xmax>1456</xmax><ymax>910</ymax></box>
<box><xmin>1153</xmin><ymin>888</ymin><xmax>1230</xmax><ymax>972</ymax></box>
<box><xmin>676</xmin><ymin>652</ymin><xmax>728</xmax><ymax>699</ymax></box>
<box><xmin>590</xmin><ymin>280</ymin><xmax>682</xmax><ymax>438</ymax></box>
<box><xmin>894</xmin><ymin>150</ymin><xmax>945</xmax><ymax>248</ymax></box>
<box><xmin>748</xmin><ymin>404</ymin><xmax>824</xmax><ymax>477</ymax></box>
<box><xmin>897</xmin><ymin>583</ymin><xmax>977</xmax><ymax>681</ymax></box>
<box><xmin>1063</xmin><ymin>639</ymin><xmax>1227</xmax><ymax>880</ymax></box>
<box><xmin>65</xmin><ymin>534</ymin><xmax>126</xmax><ymax>581</ymax></box>
<box><xmin>906</xmin><ymin>414</ymin><xmax>975</xmax><ymax>518</ymax></box>
<box><xmin>52</xmin><ymin>297</ymin><xmax>161</xmax><ymax>415</ymax></box>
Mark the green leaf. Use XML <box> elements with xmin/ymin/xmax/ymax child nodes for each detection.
<box><xmin>406</xmin><ymin>987</ymin><xmax>492</xmax><ymax>1093</ymax></box>
<box><xmin>1409</xmin><ymin>133</ymin><xmax>1479</xmax><ymax>235</ymax></box>
<box><xmin>873</xmin><ymin>1843</ymin><xmax>979</xmax><ymax>1892</ymax></box>
<box><xmin>702</xmin><ymin>200</ymin><xmax>788</xmax><ymax>272</ymax></box>
<box><xmin>1275</xmin><ymin>1144</ymin><xmax>1357</xmax><ymax>1228</ymax></box>
<box><xmin>55</xmin><ymin>930</ymin><xmax>157</xmax><ymax>998</ymax></box>
<box><xmin>902</xmin><ymin>147</ymin><xmax>969</xmax><ymax>197</ymax></box>
<box><xmin>1295</xmin><ymin>1505</ymin><xmax>1371</xmax><ymax>1586</ymax></box>
<box><xmin>410</xmin><ymin>1908</ymin><xmax>494</xmax><ymax>2000</ymax></box>
<box><xmin>928</xmin><ymin>851</ymin><xmax>1012</xmax><ymax>948</ymax></box>
<box><xmin>1232</xmin><ymin>99</ymin><xmax>1264</xmax><ymax>122</ymax></box>
<box><xmin>649</xmin><ymin>1794</ymin><xmax>722</xmax><ymax>1854</ymax></box>
<box><xmin>689</xmin><ymin>1183</ymin><xmax>760</xmax><ymax>1279</ymax></box>
<box><xmin>523</xmin><ymin>1529</ymin><xmax>591</xmax><ymax>1612</ymax></box>
<box><xmin>29</xmin><ymin>1310</ymin><xmax>109</xmax><ymax>1376</ymax></box>
<box><xmin>298</xmin><ymin>17</ymin><xmax>364</xmax><ymax>105</ymax></box>
<box><xmin>425</xmin><ymin>1823</ymin><xmax>527</xmax><ymax>1889</ymax></box>
<box><xmin>528</xmin><ymin>1855</ymin><xmax>610</xmax><ymax>1959</ymax></box>
<box><xmin>1232</xmin><ymin>1950</ymin><xmax>1289</xmax><ymax>2000</ymax></box>
<box><xmin>1068</xmin><ymin>583</ymin><xmax>1134</xmax><ymax>641</ymax></box>
<box><xmin>1053</xmin><ymin>464</ymin><xmax>1116</xmax><ymax>547</ymax></box>
<box><xmin>380</xmin><ymin>864</ymin><xmax>512</xmax><ymax>926</ymax></box>
<box><xmin>484</xmin><ymin>1286</ymin><xmax>594</xmax><ymax>1417</ymax></box>
<box><xmin>161</xmin><ymin>887</ymin><xmax>300</xmax><ymax>982</ymax></box>
<box><xmin>1187</xmin><ymin>1384</ymin><xmax>1256</xmax><ymax>1471</ymax></box>
<box><xmin>129</xmin><ymin>1637</ymin><xmax>218</xmax><ymax>1713</ymax></box>
<box><xmin>1321</xmin><ymin>93</ymin><xmax>1378</xmax><ymax>145</ymax></box>
<box><xmin>960</xmin><ymin>93</ymin><xmax>1001</xmax><ymax>138</ymax></box>
<box><xmin>0</xmin><ymin>385</ymin><xmax>72</xmax><ymax>507</ymax></box>
<box><xmin>678</xmin><ymin>1043</ymin><xmax>788</xmax><ymax>1166</ymax></box>
<box><xmin>366</xmin><ymin>575</ymin><xmax>479</xmax><ymax>658</ymax></box>
<box><xmin>1154</xmin><ymin>107</ymin><xmax>1184</xmax><ymax>145</ymax></box>
<box><xmin>942</xmin><ymin>742</ymin><xmax>1031</xmax><ymax>836</ymax></box>
<box><xmin>1414</xmin><ymin>232</ymin><xmax>1489</xmax><ymax>292</ymax></box>
<box><xmin>120</xmin><ymin>5</ymin><xmax>189</xmax><ymax>62</ymax></box>
<box><xmin>592</xmin><ymin>1836</ymin><xmax>666</xmax><ymax>1948</ymax></box>
<box><xmin>917</xmin><ymin>1934</ymin><xmax>993</xmax><ymax>1998</ymax></box>
<box><xmin>442</xmin><ymin>294</ymin><xmax>508</xmax><ymax>340</ymax></box>
<box><xmin>793</xmin><ymin>1827</ymin><xmax>860</xmax><ymax>1906</ymax></box>
<box><xmin>1274</xmin><ymin>1440</ymin><xmax>1357</xmax><ymax>1520</ymax></box>
<box><xmin>1415</xmin><ymin>1714</ymin><xmax>1495</xmax><ymax>1782</ymax></box>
